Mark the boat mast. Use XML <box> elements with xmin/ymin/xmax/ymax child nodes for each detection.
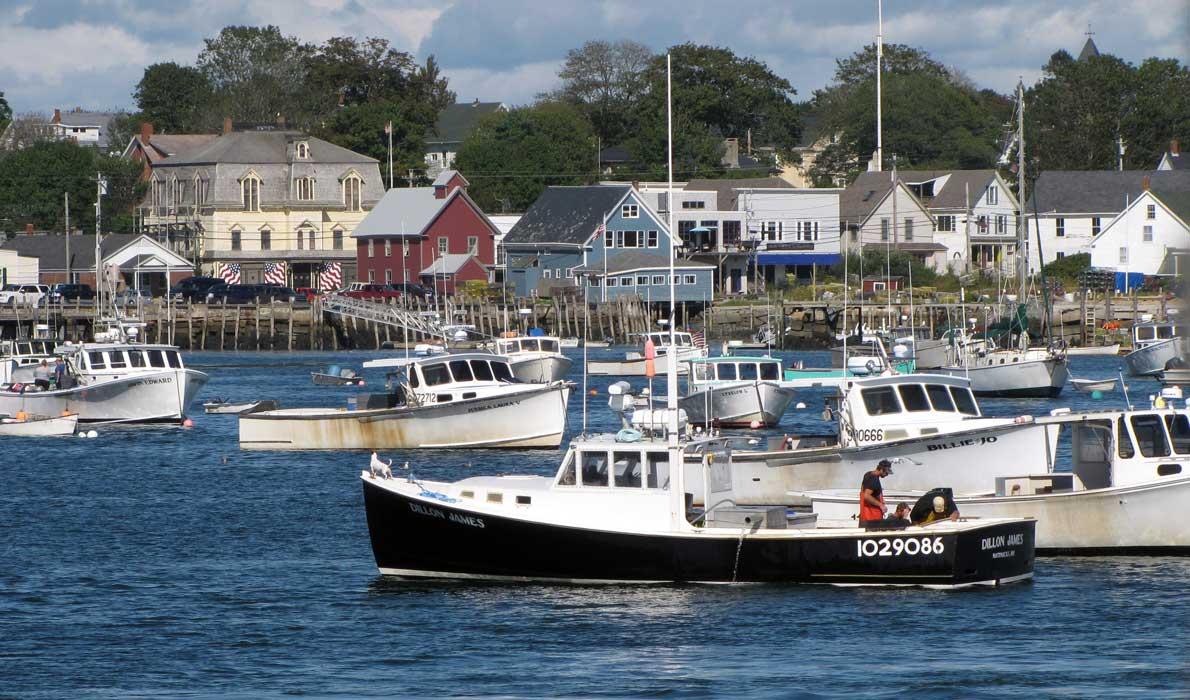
<box><xmin>1016</xmin><ymin>80</ymin><xmax>1027</xmax><ymax>306</ymax></box>
<box><xmin>875</xmin><ymin>0</ymin><xmax>883</xmax><ymax>172</ymax></box>
<box><xmin>665</xmin><ymin>53</ymin><xmax>678</xmax><ymax>427</ymax></box>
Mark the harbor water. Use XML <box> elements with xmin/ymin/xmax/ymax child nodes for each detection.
<box><xmin>2</xmin><ymin>350</ymin><xmax>1188</xmax><ymax>698</ymax></box>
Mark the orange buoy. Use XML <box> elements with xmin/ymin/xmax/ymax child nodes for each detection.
<box><xmin>14</xmin><ymin>410</ymin><xmax>27</xmax><ymax>422</ymax></box>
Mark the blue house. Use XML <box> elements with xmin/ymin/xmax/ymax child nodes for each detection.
<box><xmin>503</xmin><ymin>185</ymin><xmax>714</xmax><ymax>303</ymax></box>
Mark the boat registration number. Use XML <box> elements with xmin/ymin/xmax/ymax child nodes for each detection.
<box><xmin>853</xmin><ymin>428</ymin><xmax>883</xmax><ymax>443</ymax></box>
<box><xmin>856</xmin><ymin>537</ymin><xmax>944</xmax><ymax>557</ymax></box>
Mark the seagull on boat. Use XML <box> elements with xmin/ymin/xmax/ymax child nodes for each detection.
<box><xmin>370</xmin><ymin>452</ymin><xmax>393</xmax><ymax>479</ymax></box>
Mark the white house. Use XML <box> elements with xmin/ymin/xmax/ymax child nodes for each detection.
<box><xmin>898</xmin><ymin>170</ymin><xmax>1019</xmax><ymax>274</ymax></box>
<box><xmin>1088</xmin><ymin>186</ymin><xmax>1190</xmax><ymax>276</ymax></box>
<box><xmin>840</xmin><ymin>171</ymin><xmax>943</xmax><ymax>269</ymax></box>
<box><xmin>1026</xmin><ymin>170</ymin><xmax>1190</xmax><ymax>273</ymax></box>
<box><xmin>0</xmin><ymin>248</ymin><xmax>40</xmax><ymax>285</ymax></box>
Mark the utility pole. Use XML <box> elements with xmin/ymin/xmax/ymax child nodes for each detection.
<box><xmin>64</xmin><ymin>192</ymin><xmax>71</xmax><ymax>284</ymax></box>
<box><xmin>875</xmin><ymin>0</ymin><xmax>883</xmax><ymax>172</ymax></box>
<box><xmin>1016</xmin><ymin>80</ymin><xmax>1027</xmax><ymax>303</ymax></box>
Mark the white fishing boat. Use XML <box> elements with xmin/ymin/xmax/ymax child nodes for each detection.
<box><xmin>492</xmin><ymin>335</ymin><xmax>573</xmax><ymax>383</ymax></box>
<box><xmin>1066</xmin><ymin>343</ymin><xmax>1120</xmax><ymax>356</ymax></box>
<box><xmin>239</xmin><ymin>353</ymin><xmax>571</xmax><ymax>450</ymax></box>
<box><xmin>676</xmin><ymin>373</ymin><xmax>1061</xmax><ymax>501</ymax></box>
<box><xmin>0</xmin><ymin>341</ymin><xmax>207</xmax><ymax>423</ymax></box>
<box><xmin>679</xmin><ymin>356</ymin><xmax>796</xmax><ymax>428</ymax></box>
<box><xmin>934</xmin><ymin>331</ymin><xmax>1068</xmax><ymax>397</ymax></box>
<box><xmin>799</xmin><ymin>390</ymin><xmax>1190</xmax><ymax>554</ymax></box>
<box><xmin>0</xmin><ymin>336</ymin><xmax>63</xmax><ymax>380</ymax></box>
<box><xmin>1124</xmin><ymin>322</ymin><xmax>1182</xmax><ymax>376</ymax></box>
<box><xmin>587</xmin><ymin>332</ymin><xmax>707</xmax><ymax>376</ymax></box>
<box><xmin>0</xmin><ymin>412</ymin><xmax>78</xmax><ymax>437</ymax></box>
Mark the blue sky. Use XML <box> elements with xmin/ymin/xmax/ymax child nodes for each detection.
<box><xmin>0</xmin><ymin>0</ymin><xmax>1186</xmax><ymax>115</ymax></box>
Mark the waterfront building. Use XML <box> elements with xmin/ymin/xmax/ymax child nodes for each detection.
<box><xmin>1087</xmin><ymin>180</ymin><xmax>1190</xmax><ymax>277</ymax></box>
<box><xmin>1</xmin><ymin>233</ymin><xmax>192</xmax><ymax>292</ymax></box>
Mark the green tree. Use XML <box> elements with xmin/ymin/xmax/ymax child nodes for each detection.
<box><xmin>0</xmin><ymin>91</ymin><xmax>11</xmax><ymax>133</ymax></box>
<box><xmin>547</xmin><ymin>39</ymin><xmax>654</xmax><ymax>146</ymax></box>
<box><xmin>454</xmin><ymin>102</ymin><xmax>597</xmax><ymax>211</ymax></box>
<box><xmin>0</xmin><ymin>141</ymin><xmax>144</xmax><ymax>233</ymax></box>
<box><xmin>1120</xmin><ymin>58</ymin><xmax>1190</xmax><ymax>168</ymax></box>
<box><xmin>196</xmin><ymin>25</ymin><xmax>314</xmax><ymax>125</ymax></box>
<box><xmin>134</xmin><ymin>62</ymin><xmax>214</xmax><ymax>132</ymax></box>
<box><xmin>314</xmin><ymin>99</ymin><xmax>434</xmax><ymax>185</ymax></box>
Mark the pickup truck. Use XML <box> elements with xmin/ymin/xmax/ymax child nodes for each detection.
<box><xmin>340</xmin><ymin>282</ymin><xmax>405</xmax><ymax>301</ymax></box>
<box><xmin>0</xmin><ymin>283</ymin><xmax>50</xmax><ymax>305</ymax></box>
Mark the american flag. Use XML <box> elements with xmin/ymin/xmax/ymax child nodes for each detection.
<box><xmin>319</xmin><ymin>261</ymin><xmax>343</xmax><ymax>291</ymax></box>
<box><xmin>263</xmin><ymin>261</ymin><xmax>288</xmax><ymax>285</ymax></box>
<box><xmin>220</xmin><ymin>262</ymin><xmax>241</xmax><ymax>284</ymax></box>
<box><xmin>690</xmin><ymin>330</ymin><xmax>707</xmax><ymax>349</ymax></box>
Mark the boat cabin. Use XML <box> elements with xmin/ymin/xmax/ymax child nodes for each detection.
<box><xmin>69</xmin><ymin>344</ymin><xmax>187</xmax><ymax>375</ymax></box>
<box><xmin>835</xmin><ymin>374</ymin><xmax>985</xmax><ymax>447</ymax></box>
<box><xmin>995</xmin><ymin>407</ymin><xmax>1190</xmax><ymax>496</ymax></box>
<box><xmin>1133</xmin><ymin>322</ymin><xmax>1183</xmax><ymax>349</ymax></box>
<box><xmin>689</xmin><ymin>356</ymin><xmax>782</xmax><ymax>384</ymax></box>
<box><xmin>363</xmin><ymin>353</ymin><xmax>520</xmax><ymax>408</ymax></box>
<box><xmin>495</xmin><ymin>336</ymin><xmax>561</xmax><ymax>356</ymax></box>
<box><xmin>639</xmin><ymin>332</ymin><xmax>695</xmax><ymax>352</ymax></box>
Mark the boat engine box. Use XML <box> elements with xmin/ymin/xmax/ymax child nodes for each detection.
<box><xmin>706</xmin><ymin>506</ymin><xmax>787</xmax><ymax>530</ymax></box>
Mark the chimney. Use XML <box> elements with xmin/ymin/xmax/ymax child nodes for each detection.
<box><xmin>472</xmin><ymin>98</ymin><xmax>479</xmax><ymax>106</ymax></box>
<box><xmin>52</xmin><ymin>109</ymin><xmax>61</xmax><ymax>124</ymax></box>
<box><xmin>25</xmin><ymin>223</ymin><xmax>34</xmax><ymax>235</ymax></box>
<box><xmin>140</xmin><ymin>122</ymin><xmax>153</xmax><ymax>143</ymax></box>
<box><xmin>434</xmin><ymin>184</ymin><xmax>447</xmax><ymax>199</ymax></box>
<box><xmin>1142</xmin><ymin>175</ymin><xmax>1151</xmax><ymax>191</ymax></box>
<box><xmin>276</xmin><ymin>113</ymin><xmax>287</xmax><ymax>129</ymax></box>
<box><xmin>222</xmin><ymin>117</ymin><xmax>233</xmax><ymax>135</ymax></box>
<box><xmin>1172</xmin><ymin>139</ymin><xmax>1181</xmax><ymax>157</ymax></box>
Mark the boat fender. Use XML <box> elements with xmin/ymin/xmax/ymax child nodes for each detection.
<box><xmin>865</xmin><ymin>359</ymin><xmax>879</xmax><ymax>374</ymax></box>
<box><xmin>615</xmin><ymin>428</ymin><xmax>643</xmax><ymax>443</ymax></box>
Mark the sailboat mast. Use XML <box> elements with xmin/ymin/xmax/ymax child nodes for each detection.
<box><xmin>665</xmin><ymin>53</ymin><xmax>678</xmax><ymax>431</ymax></box>
<box><xmin>875</xmin><ymin>0</ymin><xmax>883</xmax><ymax>172</ymax></box>
<box><xmin>1016</xmin><ymin>80</ymin><xmax>1027</xmax><ymax>303</ymax></box>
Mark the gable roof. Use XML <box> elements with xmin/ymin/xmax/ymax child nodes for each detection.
<box><xmin>123</xmin><ymin>134</ymin><xmax>219</xmax><ymax>163</ymax></box>
<box><xmin>897</xmin><ymin>170</ymin><xmax>1003</xmax><ymax>210</ymax></box>
<box><xmin>158</xmin><ymin>131</ymin><xmax>376</xmax><ymax>167</ymax></box>
<box><xmin>1152</xmin><ymin>188</ymin><xmax>1190</xmax><ymax>225</ymax></box>
<box><xmin>55</xmin><ymin>111</ymin><xmax>117</xmax><ymax>148</ymax></box>
<box><xmin>420</xmin><ymin>253</ymin><xmax>480</xmax><ymax>276</ymax></box>
<box><xmin>504</xmin><ymin>185</ymin><xmax>633</xmax><ymax>246</ymax></box>
<box><xmin>352</xmin><ymin>186</ymin><xmax>492</xmax><ymax>239</ymax></box>
<box><xmin>684</xmin><ymin>178</ymin><xmax>794</xmax><ymax>210</ymax></box>
<box><xmin>426</xmin><ymin>101</ymin><xmax>505</xmax><ymax>146</ymax></box>
<box><xmin>0</xmin><ymin>233</ymin><xmax>190</xmax><ymax>271</ymax></box>
<box><xmin>1159</xmin><ymin>150</ymin><xmax>1188</xmax><ymax>171</ymax></box>
<box><xmin>1026</xmin><ymin>170</ymin><xmax>1190</xmax><ymax>214</ymax></box>
<box><xmin>840</xmin><ymin>171</ymin><xmax>936</xmax><ymax>226</ymax></box>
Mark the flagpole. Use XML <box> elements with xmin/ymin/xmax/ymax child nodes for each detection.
<box><xmin>387</xmin><ymin>121</ymin><xmax>394</xmax><ymax>189</ymax></box>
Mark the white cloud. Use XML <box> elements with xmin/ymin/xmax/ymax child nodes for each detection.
<box><xmin>442</xmin><ymin>61</ymin><xmax>562</xmax><ymax>106</ymax></box>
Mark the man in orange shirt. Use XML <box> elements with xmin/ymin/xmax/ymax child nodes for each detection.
<box><xmin>859</xmin><ymin>459</ymin><xmax>892</xmax><ymax>526</ymax></box>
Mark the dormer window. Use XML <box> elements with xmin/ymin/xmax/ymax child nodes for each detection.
<box><xmin>242</xmin><ymin>174</ymin><xmax>261</xmax><ymax>211</ymax></box>
<box><xmin>295</xmin><ymin>177</ymin><xmax>314</xmax><ymax>201</ymax></box>
<box><xmin>194</xmin><ymin>175</ymin><xmax>208</xmax><ymax>205</ymax></box>
<box><xmin>296</xmin><ymin>141</ymin><xmax>310</xmax><ymax>160</ymax></box>
<box><xmin>343</xmin><ymin>174</ymin><xmax>362</xmax><ymax>211</ymax></box>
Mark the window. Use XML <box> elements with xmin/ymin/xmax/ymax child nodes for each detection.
<box><xmin>165</xmin><ymin>351</ymin><xmax>182</xmax><ymax>369</ymax></box>
<box><xmin>925</xmin><ymin>384</ymin><xmax>955</xmax><ymax>411</ymax></box>
<box><xmin>1119</xmin><ymin>247</ymin><xmax>1129</xmax><ymax>264</ymax></box>
<box><xmin>1091</xmin><ymin>217</ymin><xmax>1101</xmax><ymax>235</ymax></box>
<box><xmin>384</xmin><ymin>269</ymin><xmax>392</xmax><ymax>283</ymax></box>
<box><xmin>996</xmin><ymin>215</ymin><xmax>1007</xmax><ymax>235</ymax></box>
<box><xmin>422</xmin><ymin>363</ymin><xmax>451</xmax><ymax>386</ymax></box>
<box><xmin>367</xmin><ymin>269</ymin><xmax>375</xmax><ymax>282</ymax></box>
<box><xmin>580</xmin><ymin>451</ymin><xmax>609</xmax><ymax>487</ymax></box>
<box><xmin>438</xmin><ymin>237</ymin><xmax>448</xmax><ymax>255</ymax></box>
<box><xmin>383</xmin><ymin>240</ymin><xmax>392</xmax><ymax>256</ymax></box>
<box><xmin>565</xmin><ymin>268</ymin><xmax>575</xmax><ymax>279</ymax></box>
<box><xmin>636</xmin><ymin>275</ymin><xmax>649</xmax><ymax>286</ymax></box>
<box><xmin>242</xmin><ymin>176</ymin><xmax>260</xmax><ymax>211</ymax></box>
<box><xmin>604</xmin><ymin>230</ymin><xmax>614</xmax><ymax>248</ymax></box>
<box><xmin>1056</xmin><ymin>252</ymin><xmax>1066</xmax><ymax>260</ymax></box>
<box><xmin>651</xmin><ymin>275</ymin><xmax>665</xmax><ymax>285</ymax></box>
<box><xmin>904</xmin><ymin>218</ymin><xmax>914</xmax><ymax>241</ymax></box>
<box><xmin>898</xmin><ymin>384</ymin><xmax>931</xmax><ymax>412</ymax></box>
<box><xmin>861</xmin><ymin>387</ymin><xmax>900</xmax><ymax>415</ymax></box>
<box><xmin>470</xmin><ymin>360</ymin><xmax>494</xmax><ymax>381</ymax></box>
<box><xmin>543</xmin><ymin>269</ymin><xmax>552</xmax><ymax>280</ymax></box>
<box><xmin>759</xmin><ymin>363</ymin><xmax>779</xmax><ymax>380</ymax></box>
<box><xmin>949</xmin><ymin>386</ymin><xmax>978</xmax><ymax>415</ymax></box>
<box><xmin>613</xmin><ymin>451</ymin><xmax>643</xmax><ymax>488</ymax></box>
<box><xmin>295</xmin><ymin>177</ymin><xmax>314</xmax><ymax>201</ymax></box>
<box><xmin>681</xmin><ymin>200</ymin><xmax>706</xmax><ymax>209</ymax></box>
<box><xmin>556</xmin><ymin>454</ymin><xmax>577</xmax><ymax>486</ymax></box>
<box><xmin>307</xmin><ymin>229</ymin><xmax>316</xmax><ymax>250</ymax></box>
<box><xmin>1147</xmin><ymin>204</ymin><xmax>1156</xmax><ymax>220</ymax></box>
<box><xmin>622</xmin><ymin>204</ymin><xmax>639</xmax><ymax>219</ymax></box>
<box><xmin>148</xmin><ymin>351</ymin><xmax>166</xmax><ymax>368</ymax></box>
<box><xmin>491</xmin><ymin>361</ymin><xmax>513</xmax><ymax>382</ymax></box>
<box><xmin>606</xmin><ymin>277</ymin><xmax>618</xmax><ymax>287</ymax></box>
<box><xmin>646</xmin><ymin>453</ymin><xmax>670</xmax><ymax>489</ymax></box>
<box><xmin>87</xmin><ymin>351</ymin><xmax>106</xmax><ymax>369</ymax></box>
<box><xmin>880</xmin><ymin>218</ymin><xmax>889</xmax><ymax>241</ymax></box>
<box><xmin>977</xmin><ymin>215</ymin><xmax>988</xmax><ymax>233</ymax></box>
<box><xmin>1056</xmin><ymin>218</ymin><xmax>1065</xmax><ymax>237</ymax></box>
<box><xmin>297</xmin><ymin>229</ymin><xmax>304</xmax><ymax>250</ymax></box>
<box><xmin>588</xmin><ymin>277</ymin><xmax>601</xmax><ymax>287</ymax></box>
<box><xmin>987</xmin><ymin>185</ymin><xmax>998</xmax><ymax>205</ymax></box>
<box><xmin>367</xmin><ymin>240</ymin><xmax>375</xmax><ymax>258</ymax></box>
<box><xmin>936</xmin><ymin>215</ymin><xmax>954</xmax><ymax>232</ymax></box>
<box><xmin>716</xmin><ymin>363</ymin><xmax>737</xmax><ymax>381</ymax></box>
<box><xmin>449</xmin><ymin>360</ymin><xmax>474</xmax><ymax>383</ymax></box>
<box><xmin>1143</xmin><ymin>226</ymin><xmax>1153</xmax><ymax>242</ymax></box>
<box><xmin>333</xmin><ymin>228</ymin><xmax>344</xmax><ymax>250</ymax></box>
<box><xmin>231</xmin><ymin>229</ymin><xmax>242</xmax><ymax>251</ymax></box>
<box><xmin>619</xmin><ymin>276</ymin><xmax>633</xmax><ymax>286</ymax></box>
<box><xmin>739</xmin><ymin>363</ymin><xmax>758</xmax><ymax>380</ymax></box>
<box><xmin>1164</xmin><ymin>415</ymin><xmax>1190</xmax><ymax>455</ymax></box>
<box><xmin>467</xmin><ymin>236</ymin><xmax>479</xmax><ymax>255</ymax></box>
<box><xmin>622</xmin><ymin>230</ymin><xmax>639</xmax><ymax>248</ymax></box>
<box><xmin>343</xmin><ymin>175</ymin><xmax>362</xmax><ymax>211</ymax></box>
<box><xmin>108</xmin><ymin>351</ymin><xmax>127</xmax><ymax>369</ymax></box>
<box><xmin>296</xmin><ymin>141</ymin><xmax>310</xmax><ymax>159</ymax></box>
<box><xmin>260</xmin><ymin>228</ymin><xmax>271</xmax><ymax>251</ymax></box>
<box><xmin>1131</xmin><ymin>415</ymin><xmax>1171</xmax><ymax>457</ymax></box>
<box><xmin>683</xmin><ymin>274</ymin><xmax>696</xmax><ymax>285</ymax></box>
<box><xmin>194</xmin><ymin>176</ymin><xmax>208</xmax><ymax>205</ymax></box>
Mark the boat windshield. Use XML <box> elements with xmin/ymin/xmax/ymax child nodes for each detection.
<box><xmin>759</xmin><ymin>362</ymin><xmax>779</xmax><ymax>380</ymax></box>
<box><xmin>521</xmin><ymin>339</ymin><xmax>540</xmax><ymax>352</ymax></box>
<box><xmin>540</xmin><ymin>339</ymin><xmax>559</xmax><ymax>353</ymax></box>
<box><xmin>1164</xmin><ymin>414</ymin><xmax>1190</xmax><ymax>455</ymax></box>
<box><xmin>716</xmin><ymin>363</ymin><xmax>738</xmax><ymax>381</ymax></box>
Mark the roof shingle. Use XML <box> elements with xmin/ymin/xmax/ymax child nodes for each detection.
<box><xmin>504</xmin><ymin>185</ymin><xmax>632</xmax><ymax>246</ymax></box>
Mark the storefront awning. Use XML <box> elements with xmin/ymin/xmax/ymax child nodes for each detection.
<box><xmin>756</xmin><ymin>253</ymin><xmax>841</xmax><ymax>266</ymax></box>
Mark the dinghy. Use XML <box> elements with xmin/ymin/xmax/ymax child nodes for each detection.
<box><xmin>1066</xmin><ymin>343</ymin><xmax>1120</xmax><ymax>356</ymax></box>
<box><xmin>0</xmin><ymin>412</ymin><xmax>78</xmax><ymax>437</ymax></box>
<box><xmin>311</xmin><ymin>367</ymin><xmax>365</xmax><ymax>386</ymax></box>
<box><xmin>203</xmin><ymin>399</ymin><xmax>278</xmax><ymax>415</ymax></box>
<box><xmin>1070</xmin><ymin>377</ymin><xmax>1117</xmax><ymax>393</ymax></box>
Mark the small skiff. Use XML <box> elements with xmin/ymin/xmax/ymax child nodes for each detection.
<box><xmin>0</xmin><ymin>413</ymin><xmax>78</xmax><ymax>437</ymax></box>
<box><xmin>1070</xmin><ymin>377</ymin><xmax>1117</xmax><ymax>392</ymax></box>
<box><xmin>311</xmin><ymin>371</ymin><xmax>365</xmax><ymax>386</ymax></box>
<box><xmin>203</xmin><ymin>399</ymin><xmax>279</xmax><ymax>415</ymax></box>
<box><xmin>1066</xmin><ymin>344</ymin><xmax>1121</xmax><ymax>356</ymax></box>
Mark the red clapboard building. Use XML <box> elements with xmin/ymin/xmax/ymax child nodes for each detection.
<box><xmin>352</xmin><ymin>170</ymin><xmax>498</xmax><ymax>295</ymax></box>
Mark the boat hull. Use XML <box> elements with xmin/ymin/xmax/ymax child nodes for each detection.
<box><xmin>239</xmin><ymin>383</ymin><xmax>571</xmax><ymax>450</ymax></box>
<box><xmin>0</xmin><ymin>414</ymin><xmax>78</xmax><ymax>436</ymax></box>
<box><xmin>806</xmin><ymin>476</ymin><xmax>1190</xmax><ymax>554</ymax></box>
<box><xmin>1124</xmin><ymin>339</ymin><xmax>1179</xmax><ymax>376</ymax></box>
<box><xmin>1066</xmin><ymin>344</ymin><xmax>1120</xmax><ymax>356</ymax></box>
<box><xmin>509</xmin><ymin>354</ymin><xmax>573</xmax><ymax>383</ymax></box>
<box><xmin>680</xmin><ymin>382</ymin><xmax>796</xmax><ymax>428</ymax></box>
<box><xmin>934</xmin><ymin>358</ymin><xmax>1068</xmax><ymax>397</ymax></box>
<box><xmin>0</xmin><ymin>369</ymin><xmax>208</xmax><ymax>422</ymax></box>
<box><xmin>361</xmin><ymin>478</ymin><xmax>1035</xmax><ymax>587</ymax></box>
<box><xmin>311</xmin><ymin>372</ymin><xmax>363</xmax><ymax>386</ymax></box>
<box><xmin>697</xmin><ymin>421</ymin><xmax>1060</xmax><ymax>502</ymax></box>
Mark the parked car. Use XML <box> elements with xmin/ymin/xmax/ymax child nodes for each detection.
<box><xmin>206</xmin><ymin>284</ymin><xmax>298</xmax><ymax>304</ymax></box>
<box><xmin>170</xmin><ymin>276</ymin><xmax>224</xmax><ymax>302</ymax></box>
<box><xmin>112</xmin><ymin>288</ymin><xmax>153</xmax><ymax>306</ymax></box>
<box><xmin>390</xmin><ymin>282</ymin><xmax>435</xmax><ymax>301</ymax></box>
<box><xmin>294</xmin><ymin>287</ymin><xmax>320</xmax><ymax>302</ymax></box>
<box><xmin>48</xmin><ymin>283</ymin><xmax>95</xmax><ymax>302</ymax></box>
<box><xmin>0</xmin><ymin>283</ymin><xmax>51</xmax><ymax>305</ymax></box>
<box><xmin>341</xmin><ymin>282</ymin><xmax>406</xmax><ymax>301</ymax></box>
